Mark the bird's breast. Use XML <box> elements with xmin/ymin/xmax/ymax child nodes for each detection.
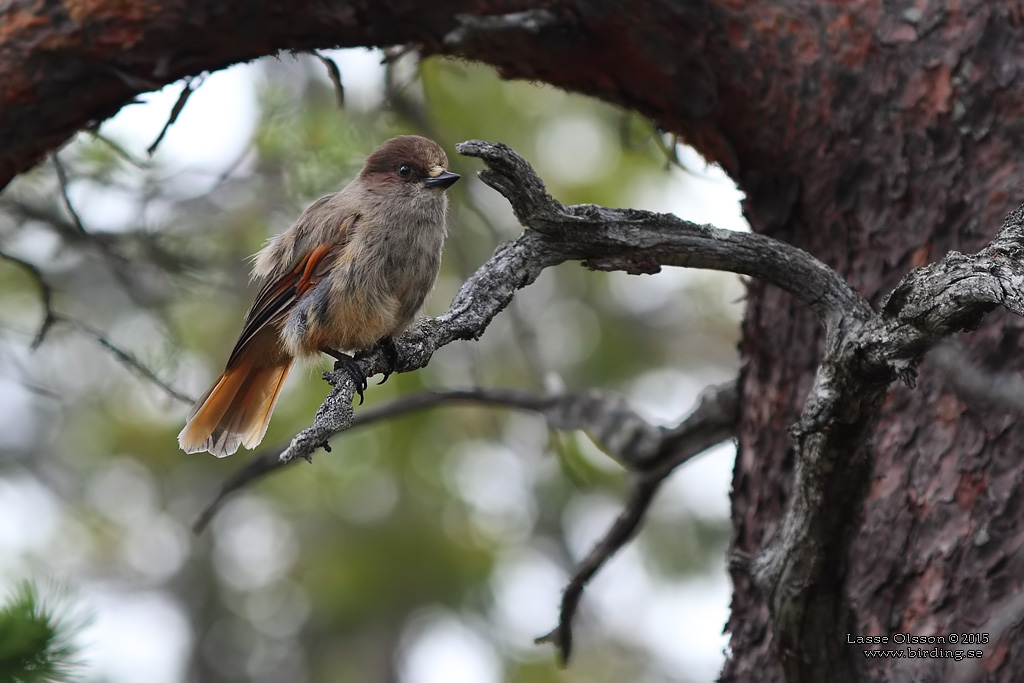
<box><xmin>288</xmin><ymin>215</ymin><xmax>445</xmax><ymax>355</ymax></box>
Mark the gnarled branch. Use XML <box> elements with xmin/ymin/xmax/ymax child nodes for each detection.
<box><xmin>270</xmin><ymin>141</ymin><xmax>1024</xmax><ymax>679</ymax></box>
<box><xmin>277</xmin><ymin>140</ymin><xmax>860</xmax><ymax>464</ymax></box>
<box><xmin>213</xmin><ymin>139</ymin><xmax>869</xmax><ymax>668</ymax></box>
<box><xmin>745</xmin><ymin>211</ymin><xmax>1024</xmax><ymax>683</ymax></box>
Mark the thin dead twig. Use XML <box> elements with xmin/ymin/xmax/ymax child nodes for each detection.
<box><xmin>0</xmin><ymin>249</ymin><xmax>58</xmax><ymax>348</ymax></box>
<box><xmin>52</xmin><ymin>154</ymin><xmax>88</xmax><ymax>235</ymax></box>
<box><xmin>537</xmin><ymin>381</ymin><xmax>738</xmax><ymax>661</ymax></box>
<box><xmin>192</xmin><ymin>380</ymin><xmax>738</xmax><ymax>667</ymax></box>
<box><xmin>147</xmin><ymin>74</ymin><xmax>208</xmax><ymax>156</ymax></box>
<box><xmin>931</xmin><ymin>343</ymin><xmax>1024</xmax><ymax>414</ymax></box>
<box><xmin>310</xmin><ymin>51</ymin><xmax>345</xmax><ymax>107</ymax></box>
<box><xmin>55</xmin><ymin>316</ymin><xmax>194</xmax><ymax>405</ymax></box>
<box><xmin>195</xmin><ymin>387</ymin><xmax>611</xmax><ymax>533</ymax></box>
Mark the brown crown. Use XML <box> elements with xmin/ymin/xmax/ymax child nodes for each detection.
<box><xmin>360</xmin><ymin>135</ymin><xmax>449</xmax><ymax>178</ymax></box>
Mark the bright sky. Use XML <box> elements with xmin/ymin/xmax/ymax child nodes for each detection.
<box><xmin>1</xmin><ymin>48</ymin><xmax>746</xmax><ymax>683</ymax></box>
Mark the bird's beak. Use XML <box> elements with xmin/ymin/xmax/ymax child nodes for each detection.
<box><xmin>424</xmin><ymin>171</ymin><xmax>460</xmax><ymax>189</ymax></box>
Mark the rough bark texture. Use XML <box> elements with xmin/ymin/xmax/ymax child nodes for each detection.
<box><xmin>5</xmin><ymin>1</ymin><xmax>1024</xmax><ymax>681</ymax></box>
<box><xmin>716</xmin><ymin>4</ymin><xmax>1024</xmax><ymax>682</ymax></box>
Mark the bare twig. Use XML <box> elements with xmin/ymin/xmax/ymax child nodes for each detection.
<box><xmin>0</xmin><ymin>249</ymin><xmax>57</xmax><ymax>347</ymax></box>
<box><xmin>930</xmin><ymin>343</ymin><xmax>1024</xmax><ymax>414</ymax></box>
<box><xmin>54</xmin><ymin>316</ymin><xmax>193</xmax><ymax>405</ymax></box>
<box><xmin>195</xmin><ymin>385</ymin><xmax>722</xmax><ymax>533</ymax></box>
<box><xmin>311</xmin><ymin>51</ymin><xmax>345</xmax><ymax>107</ymax></box>
<box><xmin>88</xmin><ymin>131</ymin><xmax>149</xmax><ymax>169</ymax></box>
<box><xmin>536</xmin><ymin>475</ymin><xmax>660</xmax><ymax>659</ymax></box>
<box><xmin>649</xmin><ymin>129</ymin><xmax>687</xmax><ymax>172</ymax></box>
<box><xmin>52</xmin><ymin>154</ymin><xmax>88</xmax><ymax>235</ymax></box>
<box><xmin>537</xmin><ymin>382</ymin><xmax>739</xmax><ymax>662</ymax></box>
<box><xmin>147</xmin><ymin>74</ymin><xmax>207</xmax><ymax>156</ymax></box>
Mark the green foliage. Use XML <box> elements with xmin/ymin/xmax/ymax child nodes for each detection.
<box><xmin>0</xmin><ymin>582</ymin><xmax>83</xmax><ymax>683</ymax></box>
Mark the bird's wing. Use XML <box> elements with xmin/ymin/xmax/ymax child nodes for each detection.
<box><xmin>225</xmin><ymin>215</ymin><xmax>356</xmax><ymax>368</ymax></box>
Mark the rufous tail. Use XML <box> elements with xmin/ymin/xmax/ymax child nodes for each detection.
<box><xmin>178</xmin><ymin>340</ymin><xmax>292</xmax><ymax>457</ymax></box>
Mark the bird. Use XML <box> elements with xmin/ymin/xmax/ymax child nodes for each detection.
<box><xmin>178</xmin><ymin>135</ymin><xmax>460</xmax><ymax>457</ymax></box>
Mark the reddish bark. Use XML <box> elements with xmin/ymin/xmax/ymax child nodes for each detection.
<box><xmin>723</xmin><ymin>2</ymin><xmax>1024</xmax><ymax>681</ymax></box>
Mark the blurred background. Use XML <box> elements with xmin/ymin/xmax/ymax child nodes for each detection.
<box><xmin>0</xmin><ymin>49</ymin><xmax>746</xmax><ymax>682</ymax></box>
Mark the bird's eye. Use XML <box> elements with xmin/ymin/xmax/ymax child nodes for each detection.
<box><xmin>398</xmin><ymin>164</ymin><xmax>413</xmax><ymax>179</ymax></box>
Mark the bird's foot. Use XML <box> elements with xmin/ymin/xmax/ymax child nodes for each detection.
<box><xmin>323</xmin><ymin>348</ymin><xmax>367</xmax><ymax>404</ymax></box>
<box><xmin>375</xmin><ymin>337</ymin><xmax>399</xmax><ymax>385</ymax></box>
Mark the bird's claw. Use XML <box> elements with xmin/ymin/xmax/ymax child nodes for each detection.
<box><xmin>336</xmin><ymin>357</ymin><xmax>368</xmax><ymax>404</ymax></box>
<box><xmin>376</xmin><ymin>337</ymin><xmax>399</xmax><ymax>385</ymax></box>
<box><xmin>325</xmin><ymin>350</ymin><xmax>367</xmax><ymax>404</ymax></box>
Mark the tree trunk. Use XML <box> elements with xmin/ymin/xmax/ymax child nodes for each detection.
<box><xmin>3</xmin><ymin>0</ymin><xmax>1023</xmax><ymax>680</ymax></box>
<box><xmin>723</xmin><ymin>3</ymin><xmax>1024</xmax><ymax>681</ymax></box>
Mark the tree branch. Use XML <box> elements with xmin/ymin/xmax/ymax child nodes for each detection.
<box><xmin>0</xmin><ymin>248</ymin><xmax>57</xmax><ymax>347</ymax></box>
<box><xmin>929</xmin><ymin>343</ymin><xmax>1024</xmax><ymax>415</ymax></box>
<box><xmin>195</xmin><ymin>384</ymin><xmax>734</xmax><ymax>530</ymax></box>
<box><xmin>0</xmin><ymin>0</ymin><xmax>788</xmax><ymax>193</ymax></box>
<box><xmin>262</xmin><ymin>140</ymin><xmax>1024</xmax><ymax>679</ymax></box>
<box><xmin>194</xmin><ymin>380</ymin><xmax>738</xmax><ymax>666</ymax></box>
<box><xmin>54</xmin><ymin>316</ymin><xmax>194</xmax><ymax>405</ymax></box>
<box><xmin>536</xmin><ymin>381</ymin><xmax>738</xmax><ymax>662</ymax></box>
<box><xmin>739</xmin><ymin>208</ymin><xmax>1024</xmax><ymax>683</ymax></box>
<box><xmin>274</xmin><ymin>140</ymin><xmax>867</xmax><ymax>466</ymax></box>
<box><xmin>146</xmin><ymin>73</ymin><xmax>206</xmax><ymax>156</ymax></box>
